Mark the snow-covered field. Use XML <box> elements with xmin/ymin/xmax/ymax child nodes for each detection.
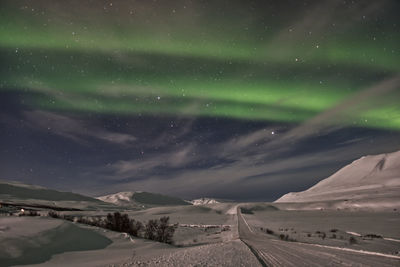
<box><xmin>241</xmin><ymin>206</ymin><xmax>400</xmax><ymax>256</ymax></box>
<box><xmin>1</xmin><ymin>201</ymin><xmax>400</xmax><ymax>266</ymax></box>
<box><xmin>0</xmin><ymin>202</ymin><xmax>255</xmax><ymax>266</ymax></box>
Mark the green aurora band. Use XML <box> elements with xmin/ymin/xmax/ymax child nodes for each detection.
<box><xmin>1</xmin><ymin>1</ymin><xmax>399</xmax><ymax>129</ymax></box>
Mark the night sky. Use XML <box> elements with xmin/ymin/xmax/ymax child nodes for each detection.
<box><xmin>1</xmin><ymin>0</ymin><xmax>399</xmax><ymax>201</ymax></box>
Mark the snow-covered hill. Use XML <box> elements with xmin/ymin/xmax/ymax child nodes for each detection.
<box><xmin>275</xmin><ymin>150</ymin><xmax>400</xmax><ymax>209</ymax></box>
<box><xmin>0</xmin><ymin>180</ymin><xmax>111</xmax><ymax>210</ymax></box>
<box><xmin>190</xmin><ymin>198</ymin><xmax>219</xmax><ymax>205</ymax></box>
<box><xmin>97</xmin><ymin>191</ymin><xmax>135</xmax><ymax>205</ymax></box>
<box><xmin>0</xmin><ymin>180</ymin><xmax>100</xmax><ymax>203</ymax></box>
<box><xmin>97</xmin><ymin>191</ymin><xmax>191</xmax><ymax>206</ymax></box>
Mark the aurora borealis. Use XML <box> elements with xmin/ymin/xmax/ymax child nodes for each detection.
<box><xmin>1</xmin><ymin>0</ymin><xmax>400</xmax><ymax>200</ymax></box>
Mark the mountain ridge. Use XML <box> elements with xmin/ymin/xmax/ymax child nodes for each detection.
<box><xmin>97</xmin><ymin>191</ymin><xmax>191</xmax><ymax>206</ymax></box>
<box><xmin>275</xmin><ymin>150</ymin><xmax>400</xmax><ymax>209</ymax></box>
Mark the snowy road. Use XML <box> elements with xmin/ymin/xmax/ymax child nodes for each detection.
<box><xmin>237</xmin><ymin>208</ymin><xmax>400</xmax><ymax>267</ymax></box>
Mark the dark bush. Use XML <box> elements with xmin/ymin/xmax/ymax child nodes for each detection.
<box><xmin>48</xmin><ymin>211</ymin><xmax>174</xmax><ymax>244</ymax></box>
<box><xmin>321</xmin><ymin>232</ymin><xmax>326</xmax><ymax>240</ymax></box>
<box><xmin>62</xmin><ymin>215</ymin><xmax>74</xmax><ymax>222</ymax></box>
<box><xmin>363</xmin><ymin>234</ymin><xmax>382</xmax><ymax>239</ymax></box>
<box><xmin>145</xmin><ymin>219</ymin><xmax>159</xmax><ymax>240</ymax></box>
<box><xmin>330</xmin><ymin>229</ymin><xmax>338</xmax><ymax>233</ymax></box>
<box><xmin>279</xmin><ymin>234</ymin><xmax>289</xmax><ymax>241</ymax></box>
<box><xmin>156</xmin><ymin>216</ymin><xmax>175</xmax><ymax>244</ymax></box>
<box><xmin>104</xmin><ymin>212</ymin><xmax>133</xmax><ymax>233</ymax></box>
<box><xmin>143</xmin><ymin>217</ymin><xmax>175</xmax><ymax>244</ymax></box>
<box><xmin>266</xmin><ymin>228</ymin><xmax>274</xmax><ymax>235</ymax></box>
<box><xmin>279</xmin><ymin>234</ymin><xmax>296</xmax><ymax>242</ymax></box>
<box><xmin>19</xmin><ymin>210</ymin><xmax>39</xmax><ymax>216</ymax></box>
<box><xmin>48</xmin><ymin>211</ymin><xmax>59</xmax><ymax>218</ymax></box>
<box><xmin>131</xmin><ymin>220</ymin><xmax>143</xmax><ymax>237</ymax></box>
<box><xmin>349</xmin><ymin>236</ymin><xmax>357</xmax><ymax>245</ymax></box>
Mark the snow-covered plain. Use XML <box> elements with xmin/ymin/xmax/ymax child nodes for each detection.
<box><xmin>241</xmin><ymin>205</ymin><xmax>400</xmax><ymax>255</ymax></box>
<box><xmin>1</xmin><ymin>203</ymin><xmax>256</xmax><ymax>266</ymax></box>
<box><xmin>1</xmin><ymin>201</ymin><xmax>399</xmax><ymax>266</ymax></box>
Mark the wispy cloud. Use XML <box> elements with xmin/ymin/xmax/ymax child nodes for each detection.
<box><xmin>109</xmin><ymin>144</ymin><xmax>196</xmax><ymax>177</ymax></box>
<box><xmin>24</xmin><ymin>110</ymin><xmax>136</xmax><ymax>146</ymax></box>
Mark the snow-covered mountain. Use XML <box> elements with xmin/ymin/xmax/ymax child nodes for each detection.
<box><xmin>190</xmin><ymin>198</ymin><xmax>219</xmax><ymax>205</ymax></box>
<box><xmin>97</xmin><ymin>191</ymin><xmax>135</xmax><ymax>205</ymax></box>
<box><xmin>275</xmin><ymin>150</ymin><xmax>400</xmax><ymax>208</ymax></box>
<box><xmin>97</xmin><ymin>191</ymin><xmax>191</xmax><ymax>206</ymax></box>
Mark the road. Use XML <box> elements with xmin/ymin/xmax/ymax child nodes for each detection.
<box><xmin>237</xmin><ymin>208</ymin><xmax>400</xmax><ymax>267</ymax></box>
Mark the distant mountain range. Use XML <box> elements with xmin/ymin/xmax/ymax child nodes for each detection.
<box><xmin>97</xmin><ymin>191</ymin><xmax>191</xmax><ymax>206</ymax></box>
<box><xmin>6</xmin><ymin>148</ymin><xmax>398</xmax><ymax>212</ymax></box>
<box><xmin>0</xmin><ymin>180</ymin><xmax>219</xmax><ymax>210</ymax></box>
<box><xmin>275</xmin><ymin>150</ymin><xmax>400</xmax><ymax>209</ymax></box>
